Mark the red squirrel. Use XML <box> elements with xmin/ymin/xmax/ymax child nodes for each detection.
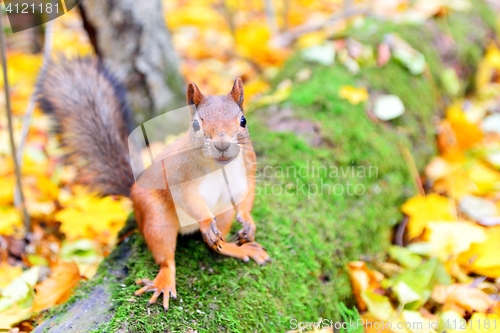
<box><xmin>36</xmin><ymin>57</ymin><xmax>270</xmax><ymax>310</ymax></box>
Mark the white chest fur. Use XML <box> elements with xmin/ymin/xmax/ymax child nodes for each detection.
<box><xmin>175</xmin><ymin>153</ymin><xmax>248</xmax><ymax>234</ymax></box>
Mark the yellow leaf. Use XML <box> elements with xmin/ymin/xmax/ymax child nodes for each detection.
<box><xmin>0</xmin><ymin>263</ymin><xmax>23</xmax><ymax>289</ymax></box>
<box><xmin>243</xmin><ymin>79</ymin><xmax>270</xmax><ymax>102</ymax></box>
<box><xmin>401</xmin><ymin>194</ymin><xmax>456</xmax><ymax>239</ymax></box>
<box><xmin>339</xmin><ymin>85</ymin><xmax>369</xmax><ymax>105</ymax></box>
<box><xmin>468</xmin><ymin>163</ymin><xmax>500</xmax><ymax>195</ymax></box>
<box><xmin>467</xmin><ymin>313</ymin><xmax>500</xmax><ymax>333</ymax></box>
<box><xmin>296</xmin><ymin>31</ymin><xmax>328</xmax><ymax>49</ymax></box>
<box><xmin>0</xmin><ymin>303</ymin><xmax>32</xmax><ymax>330</ymax></box>
<box><xmin>426</xmin><ymin>221</ymin><xmax>486</xmax><ymax>260</ymax></box>
<box><xmin>33</xmin><ymin>261</ymin><xmax>81</xmax><ymax>312</ymax></box>
<box><xmin>37</xmin><ymin>176</ymin><xmax>59</xmax><ymax>200</ymax></box>
<box><xmin>476</xmin><ymin>42</ymin><xmax>500</xmax><ymax>91</ymax></box>
<box><xmin>432</xmin><ymin>162</ymin><xmax>475</xmax><ymax>200</ymax></box>
<box><xmin>0</xmin><ymin>207</ymin><xmax>23</xmax><ymax>236</ymax></box>
<box><xmin>460</xmin><ymin>225</ymin><xmax>500</xmax><ymax>278</ymax></box>
<box><xmin>250</xmin><ymin>79</ymin><xmax>292</xmax><ymax>110</ymax></box>
<box><xmin>55</xmin><ymin>191</ymin><xmax>129</xmax><ymax>244</ymax></box>
<box><xmin>0</xmin><ymin>178</ymin><xmax>14</xmax><ymax>205</ymax></box>
<box><xmin>235</xmin><ymin>22</ymin><xmax>289</xmax><ymax>67</ymax></box>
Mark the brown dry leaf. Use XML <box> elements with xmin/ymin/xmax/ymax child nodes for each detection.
<box><xmin>347</xmin><ymin>261</ymin><xmax>384</xmax><ymax>311</ymax></box>
<box><xmin>431</xmin><ymin>284</ymin><xmax>496</xmax><ymax>316</ymax></box>
<box><xmin>32</xmin><ymin>261</ymin><xmax>81</xmax><ymax>312</ymax></box>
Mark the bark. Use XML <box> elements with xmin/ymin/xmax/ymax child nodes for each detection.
<box><xmin>78</xmin><ymin>0</ymin><xmax>185</xmax><ymax>122</ymax></box>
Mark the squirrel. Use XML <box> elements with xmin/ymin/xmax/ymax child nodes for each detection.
<box><xmin>36</xmin><ymin>57</ymin><xmax>271</xmax><ymax>311</ymax></box>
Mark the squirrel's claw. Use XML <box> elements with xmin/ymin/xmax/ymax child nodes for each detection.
<box><xmin>236</xmin><ymin>222</ymin><xmax>256</xmax><ymax>245</ymax></box>
<box><xmin>200</xmin><ymin>219</ymin><xmax>223</xmax><ymax>250</ymax></box>
<box><xmin>239</xmin><ymin>242</ymin><xmax>271</xmax><ymax>265</ymax></box>
<box><xmin>134</xmin><ymin>267</ymin><xmax>177</xmax><ymax>311</ymax></box>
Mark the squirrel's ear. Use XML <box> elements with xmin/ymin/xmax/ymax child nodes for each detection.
<box><xmin>187</xmin><ymin>82</ymin><xmax>204</xmax><ymax>108</ymax></box>
<box><xmin>229</xmin><ymin>78</ymin><xmax>244</xmax><ymax>111</ymax></box>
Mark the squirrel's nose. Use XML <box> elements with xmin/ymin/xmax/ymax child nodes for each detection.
<box><xmin>214</xmin><ymin>141</ymin><xmax>230</xmax><ymax>153</ymax></box>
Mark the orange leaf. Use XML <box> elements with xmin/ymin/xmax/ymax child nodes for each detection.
<box><xmin>32</xmin><ymin>261</ymin><xmax>81</xmax><ymax>312</ymax></box>
<box><xmin>347</xmin><ymin>261</ymin><xmax>384</xmax><ymax>311</ymax></box>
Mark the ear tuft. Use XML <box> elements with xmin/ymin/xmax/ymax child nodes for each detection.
<box><xmin>229</xmin><ymin>78</ymin><xmax>244</xmax><ymax>111</ymax></box>
<box><xmin>186</xmin><ymin>82</ymin><xmax>204</xmax><ymax>107</ymax></box>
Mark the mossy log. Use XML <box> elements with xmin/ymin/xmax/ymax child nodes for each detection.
<box><xmin>34</xmin><ymin>5</ymin><xmax>496</xmax><ymax>333</ymax></box>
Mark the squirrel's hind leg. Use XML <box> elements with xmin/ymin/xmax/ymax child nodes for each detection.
<box><xmin>131</xmin><ymin>185</ymin><xmax>179</xmax><ymax>311</ymax></box>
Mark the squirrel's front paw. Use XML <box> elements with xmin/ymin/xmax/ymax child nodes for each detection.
<box><xmin>200</xmin><ymin>218</ymin><xmax>223</xmax><ymax>251</ymax></box>
<box><xmin>134</xmin><ymin>266</ymin><xmax>177</xmax><ymax>311</ymax></box>
<box><xmin>236</xmin><ymin>214</ymin><xmax>256</xmax><ymax>244</ymax></box>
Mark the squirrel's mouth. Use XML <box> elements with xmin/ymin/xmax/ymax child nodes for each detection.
<box><xmin>214</xmin><ymin>156</ymin><xmax>234</xmax><ymax>165</ymax></box>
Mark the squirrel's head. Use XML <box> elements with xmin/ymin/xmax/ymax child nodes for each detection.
<box><xmin>186</xmin><ymin>79</ymin><xmax>248</xmax><ymax>165</ymax></box>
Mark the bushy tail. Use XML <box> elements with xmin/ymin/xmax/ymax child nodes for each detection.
<box><xmin>36</xmin><ymin>57</ymin><xmax>135</xmax><ymax>196</ymax></box>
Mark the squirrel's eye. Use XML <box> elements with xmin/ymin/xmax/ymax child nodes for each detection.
<box><xmin>240</xmin><ymin>115</ymin><xmax>246</xmax><ymax>128</ymax></box>
<box><xmin>193</xmin><ymin>119</ymin><xmax>200</xmax><ymax>132</ymax></box>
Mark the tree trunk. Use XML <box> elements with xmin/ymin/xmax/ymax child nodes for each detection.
<box><xmin>78</xmin><ymin>0</ymin><xmax>185</xmax><ymax>122</ymax></box>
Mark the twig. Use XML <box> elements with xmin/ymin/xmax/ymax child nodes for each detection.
<box><xmin>398</xmin><ymin>142</ymin><xmax>425</xmax><ymax>196</ymax></box>
<box><xmin>17</xmin><ymin>20</ymin><xmax>54</xmax><ymax>168</ymax></box>
<box><xmin>263</xmin><ymin>0</ymin><xmax>278</xmax><ymax>36</ymax></box>
<box><xmin>270</xmin><ymin>6</ymin><xmax>370</xmax><ymax>48</ymax></box>
<box><xmin>0</xmin><ymin>14</ymin><xmax>30</xmax><ymax>229</ymax></box>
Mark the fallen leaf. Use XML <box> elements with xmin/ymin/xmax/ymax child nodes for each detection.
<box><xmin>402</xmin><ymin>310</ymin><xmax>437</xmax><ymax>333</ymax></box>
<box><xmin>431</xmin><ymin>284</ymin><xmax>496</xmax><ymax>316</ymax></box>
<box><xmin>339</xmin><ymin>86</ymin><xmax>369</xmax><ymax>105</ymax></box>
<box><xmin>389</xmin><ymin>245</ymin><xmax>423</xmax><ymax>270</ymax></box>
<box><xmin>0</xmin><ymin>263</ymin><xmax>22</xmax><ymax>289</ymax></box>
<box><xmin>0</xmin><ymin>303</ymin><xmax>32</xmax><ymax>330</ymax></box>
<box><xmin>301</xmin><ymin>44</ymin><xmax>336</xmax><ymax>66</ymax></box>
<box><xmin>373</xmin><ymin>95</ymin><xmax>405</xmax><ymax>121</ymax></box>
<box><xmin>425</xmin><ymin>157</ymin><xmax>451</xmax><ymax>182</ymax></box>
<box><xmin>387</xmin><ymin>258</ymin><xmax>439</xmax><ymax>310</ymax></box>
<box><xmin>459</xmin><ymin>196</ymin><xmax>498</xmax><ymax>225</ymax></box>
<box><xmin>1</xmin><ymin>266</ymin><xmax>39</xmax><ymax>309</ymax></box>
<box><xmin>55</xmin><ymin>191</ymin><xmax>129</xmax><ymax>244</ymax></box>
<box><xmin>385</xmin><ymin>33</ymin><xmax>426</xmax><ymax>75</ymax></box>
<box><xmin>441</xmin><ymin>68</ymin><xmax>461</xmax><ymax>96</ymax></box>
<box><xmin>468</xmin><ymin>163</ymin><xmax>500</xmax><ymax>195</ymax></box>
<box><xmin>32</xmin><ymin>261</ymin><xmax>81</xmax><ymax>312</ymax></box>
<box><xmin>347</xmin><ymin>261</ymin><xmax>384</xmax><ymax>311</ymax></box>
<box><xmin>426</xmin><ymin>221</ymin><xmax>486</xmax><ymax>260</ymax></box>
<box><xmin>460</xmin><ymin>225</ymin><xmax>500</xmax><ymax>278</ymax></box>
<box><xmin>0</xmin><ymin>206</ymin><xmax>23</xmax><ymax>236</ymax></box>
<box><xmin>401</xmin><ymin>194</ymin><xmax>456</xmax><ymax>239</ymax></box>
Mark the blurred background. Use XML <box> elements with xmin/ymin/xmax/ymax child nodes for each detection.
<box><xmin>2</xmin><ymin>0</ymin><xmax>500</xmax><ymax>331</ymax></box>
